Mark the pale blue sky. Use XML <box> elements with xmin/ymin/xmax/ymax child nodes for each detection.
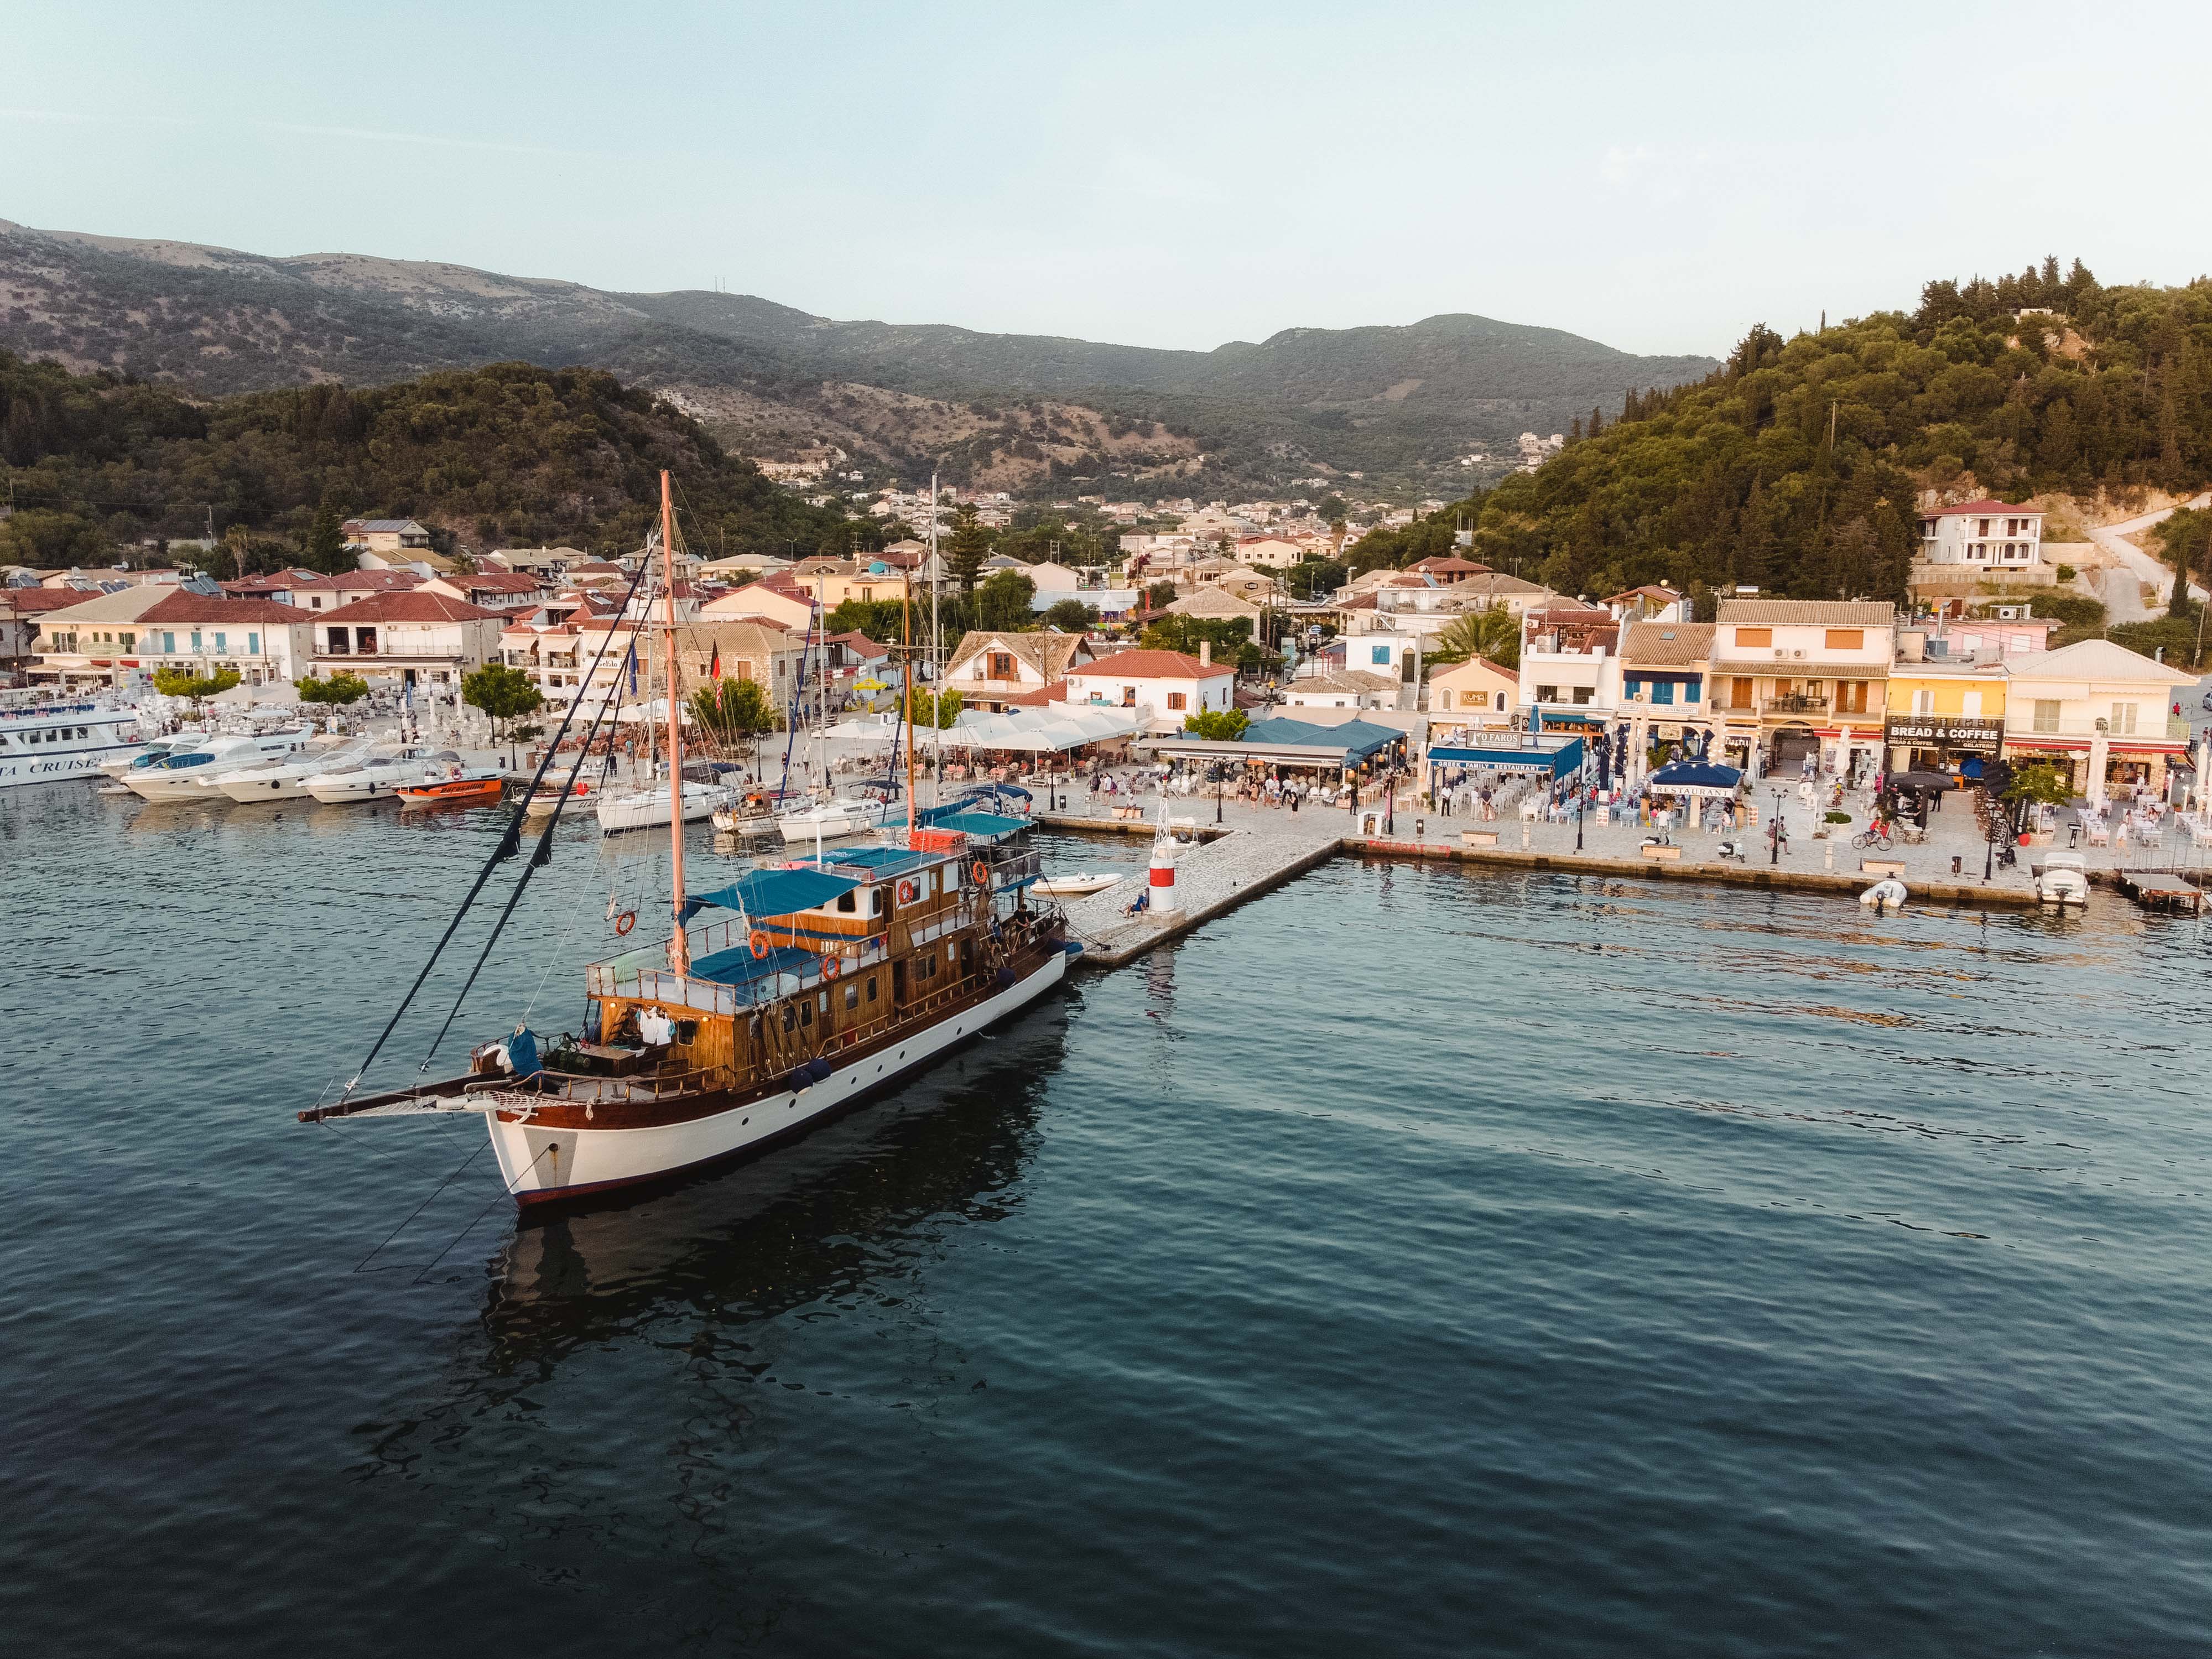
<box><xmin>3</xmin><ymin>1</ymin><xmax>2205</xmax><ymax>357</ymax></box>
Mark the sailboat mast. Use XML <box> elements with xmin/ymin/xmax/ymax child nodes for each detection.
<box><xmin>929</xmin><ymin>471</ymin><xmax>941</xmax><ymax>804</ymax></box>
<box><xmin>903</xmin><ymin>567</ymin><xmax>917</xmax><ymax>836</ymax></box>
<box><xmin>662</xmin><ymin>470</ymin><xmax>689</xmax><ymax>976</ymax></box>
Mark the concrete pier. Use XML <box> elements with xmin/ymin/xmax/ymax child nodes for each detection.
<box><xmin>1037</xmin><ymin>805</ymin><xmax>2070</xmax><ymax>969</ymax></box>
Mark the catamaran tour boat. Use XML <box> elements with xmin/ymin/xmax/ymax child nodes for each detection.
<box><xmin>304</xmin><ymin>747</ymin><xmax>449</xmax><ymax>804</ymax></box>
<box><xmin>118</xmin><ymin>729</ymin><xmax>316</xmax><ymax>799</ymax></box>
<box><xmin>303</xmin><ymin>470</ymin><xmax>1075</xmax><ymax>1206</ymax></box>
<box><xmin>0</xmin><ymin>698</ymin><xmax>151</xmax><ymax>788</ymax></box>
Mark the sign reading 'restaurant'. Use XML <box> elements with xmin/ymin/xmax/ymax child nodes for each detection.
<box><xmin>1883</xmin><ymin>716</ymin><xmax>2003</xmax><ymax>754</ymax></box>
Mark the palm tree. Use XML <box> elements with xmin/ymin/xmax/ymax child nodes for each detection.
<box><xmin>1430</xmin><ymin>603</ymin><xmax>1519</xmax><ymax>669</ymax></box>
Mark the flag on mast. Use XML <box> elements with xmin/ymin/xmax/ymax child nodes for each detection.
<box><xmin>709</xmin><ymin>643</ymin><xmax>722</xmax><ymax>681</ymax></box>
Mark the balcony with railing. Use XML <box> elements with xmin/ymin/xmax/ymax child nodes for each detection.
<box><xmin>1763</xmin><ymin>694</ymin><xmax>1829</xmax><ymax>715</ymax></box>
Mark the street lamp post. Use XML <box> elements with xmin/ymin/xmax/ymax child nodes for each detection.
<box><xmin>1215</xmin><ymin>765</ymin><xmax>1224</xmax><ymax>826</ymax></box>
<box><xmin>1576</xmin><ymin>790</ymin><xmax>1584</xmax><ymax>852</ymax></box>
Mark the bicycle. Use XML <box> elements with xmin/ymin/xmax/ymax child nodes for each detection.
<box><xmin>1852</xmin><ymin>823</ymin><xmax>1894</xmax><ymax>850</ymax></box>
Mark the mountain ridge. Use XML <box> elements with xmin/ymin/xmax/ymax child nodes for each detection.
<box><xmin>0</xmin><ymin>218</ymin><xmax>1718</xmax><ymax>493</ymax></box>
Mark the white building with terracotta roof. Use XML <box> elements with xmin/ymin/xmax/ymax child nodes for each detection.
<box><xmin>310</xmin><ymin>591</ymin><xmax>506</xmax><ymax>687</ymax></box>
<box><xmin>423</xmin><ymin>571</ymin><xmax>552</xmax><ymax>611</ymax></box>
<box><xmin>128</xmin><ymin>592</ymin><xmax>317</xmax><ymax>685</ymax></box>
<box><xmin>1918</xmin><ymin>500</ymin><xmax>2043</xmax><ymax>571</ymax></box>
<box><xmin>1064</xmin><ymin>647</ymin><xmax>1236</xmax><ymax>732</ymax></box>
<box><xmin>946</xmin><ymin>630</ymin><xmax>1095</xmax><ymax>712</ymax></box>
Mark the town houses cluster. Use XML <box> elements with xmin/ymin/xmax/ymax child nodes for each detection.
<box><xmin>2</xmin><ymin>495</ymin><xmax>2195</xmax><ymax>807</ymax></box>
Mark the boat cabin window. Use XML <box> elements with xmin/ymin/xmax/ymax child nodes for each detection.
<box><xmin>799</xmin><ymin>1001</ymin><xmax>813</xmax><ymax>1028</ymax></box>
<box><xmin>836</xmin><ymin>891</ymin><xmax>857</xmax><ymax>914</ymax></box>
<box><xmin>845</xmin><ymin>985</ymin><xmax>858</xmax><ymax>1010</ymax></box>
<box><xmin>675</xmin><ymin>1020</ymin><xmax>698</xmax><ymax>1044</ymax></box>
<box><xmin>584</xmin><ymin>998</ymin><xmax>603</xmax><ymax>1042</ymax></box>
<box><xmin>749</xmin><ymin>1015</ymin><xmax>763</xmax><ymax>1041</ymax></box>
<box><xmin>866</xmin><ymin>975</ymin><xmax>878</xmax><ymax>1002</ymax></box>
<box><xmin>782</xmin><ymin>1005</ymin><xmax>797</xmax><ymax>1033</ymax></box>
<box><xmin>817</xmin><ymin>992</ymin><xmax>829</xmax><ymax>1016</ymax></box>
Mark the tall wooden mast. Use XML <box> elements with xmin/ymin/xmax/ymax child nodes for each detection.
<box><xmin>662</xmin><ymin>470</ymin><xmax>689</xmax><ymax>975</ymax></box>
<box><xmin>903</xmin><ymin>567</ymin><xmax>917</xmax><ymax>836</ymax></box>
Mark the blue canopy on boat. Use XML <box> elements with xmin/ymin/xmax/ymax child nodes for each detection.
<box><xmin>679</xmin><ymin>865</ymin><xmax>860</xmax><ymax>924</ymax></box>
<box><xmin>691</xmin><ymin>942</ymin><xmax>822</xmax><ymax>990</ymax></box>
<box><xmin>931</xmin><ymin>810</ymin><xmax>1029</xmax><ymax>841</ymax></box>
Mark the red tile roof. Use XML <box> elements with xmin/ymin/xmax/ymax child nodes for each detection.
<box><xmin>1</xmin><ymin>586</ymin><xmax>103</xmax><ymax>612</ymax></box>
<box><xmin>1069</xmin><ymin>648</ymin><xmax>1229</xmax><ymax>680</ymax></box>
<box><xmin>311</xmin><ymin>591</ymin><xmax>501</xmax><ymax>623</ymax></box>
<box><xmin>137</xmin><ymin>591</ymin><xmax>309</xmax><ymax>625</ymax></box>
<box><xmin>991</xmin><ymin>679</ymin><xmax>1069</xmax><ymax>708</ymax></box>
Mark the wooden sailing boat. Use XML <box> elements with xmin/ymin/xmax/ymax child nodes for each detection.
<box><xmin>306</xmin><ymin>472</ymin><xmax>1074</xmax><ymax>1206</ymax></box>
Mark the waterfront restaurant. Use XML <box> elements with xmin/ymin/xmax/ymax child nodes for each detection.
<box><xmin>1147</xmin><ymin>714</ymin><xmax>1408</xmax><ymax>782</ymax></box>
<box><xmin>1424</xmin><ymin>729</ymin><xmax>1586</xmax><ymax>798</ymax></box>
<box><xmin>1998</xmin><ymin>638</ymin><xmax>2197</xmax><ymax>804</ymax></box>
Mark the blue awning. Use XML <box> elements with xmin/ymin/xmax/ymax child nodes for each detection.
<box><xmin>932</xmin><ymin>810</ymin><xmax>1030</xmax><ymax>841</ymax></box>
<box><xmin>1646</xmin><ymin>760</ymin><xmax>1743</xmax><ymax>797</ymax></box>
<box><xmin>680</xmin><ymin>866</ymin><xmax>859</xmax><ymax>924</ymax></box>
<box><xmin>1430</xmin><ymin>737</ymin><xmax>1585</xmax><ymax>778</ymax></box>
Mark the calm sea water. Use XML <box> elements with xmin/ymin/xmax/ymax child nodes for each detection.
<box><xmin>4</xmin><ymin>785</ymin><xmax>2210</xmax><ymax>1656</ymax></box>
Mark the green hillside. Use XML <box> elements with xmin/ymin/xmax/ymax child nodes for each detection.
<box><xmin>1349</xmin><ymin>259</ymin><xmax>2212</xmax><ymax>610</ymax></box>
<box><xmin>0</xmin><ymin>353</ymin><xmax>848</xmax><ymax>570</ymax></box>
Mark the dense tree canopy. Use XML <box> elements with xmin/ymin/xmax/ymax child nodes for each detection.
<box><xmin>0</xmin><ymin>353</ymin><xmax>851</xmax><ymax>570</ymax></box>
<box><xmin>1342</xmin><ymin>261</ymin><xmax>2212</xmax><ymax>614</ymax></box>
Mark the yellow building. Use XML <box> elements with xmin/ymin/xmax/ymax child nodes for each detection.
<box><xmin>1882</xmin><ymin>651</ymin><xmax>2008</xmax><ymax>776</ymax></box>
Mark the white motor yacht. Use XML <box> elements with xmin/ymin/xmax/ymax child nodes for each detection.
<box><xmin>119</xmin><ymin>730</ymin><xmax>316</xmax><ymax>800</ymax></box>
<box><xmin>775</xmin><ymin>793</ymin><xmax>896</xmax><ymax>845</ymax></box>
<box><xmin>304</xmin><ymin>748</ymin><xmax>450</xmax><ymax>804</ymax></box>
<box><xmin>0</xmin><ymin>698</ymin><xmax>151</xmax><ymax>788</ymax></box>
<box><xmin>98</xmin><ymin>732</ymin><xmax>195</xmax><ymax>779</ymax></box>
<box><xmin>212</xmin><ymin>737</ymin><xmax>378</xmax><ymax>803</ymax></box>
<box><xmin>595</xmin><ymin>779</ymin><xmax>726</xmax><ymax>834</ymax></box>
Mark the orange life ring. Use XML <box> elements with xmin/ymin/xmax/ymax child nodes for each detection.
<box><xmin>897</xmin><ymin>880</ymin><xmax>918</xmax><ymax>904</ymax></box>
<box><xmin>821</xmin><ymin>953</ymin><xmax>842</xmax><ymax>980</ymax></box>
<box><xmin>971</xmin><ymin>860</ymin><xmax>990</xmax><ymax>886</ymax></box>
<box><xmin>749</xmin><ymin>929</ymin><xmax>772</xmax><ymax>960</ymax></box>
<box><xmin>614</xmin><ymin>909</ymin><xmax>636</xmax><ymax>936</ymax></box>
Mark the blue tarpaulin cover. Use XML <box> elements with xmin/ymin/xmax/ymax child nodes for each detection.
<box><xmin>680</xmin><ymin>866</ymin><xmax>860</xmax><ymax>925</ymax></box>
<box><xmin>931</xmin><ymin>810</ymin><xmax>1029</xmax><ymax>840</ymax></box>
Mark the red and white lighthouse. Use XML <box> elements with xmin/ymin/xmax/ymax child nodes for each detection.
<box><xmin>1147</xmin><ymin>833</ymin><xmax>1182</xmax><ymax>916</ymax></box>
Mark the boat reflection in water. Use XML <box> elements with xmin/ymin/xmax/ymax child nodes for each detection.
<box><xmin>351</xmin><ymin>997</ymin><xmax>1070</xmax><ymax>1491</ymax></box>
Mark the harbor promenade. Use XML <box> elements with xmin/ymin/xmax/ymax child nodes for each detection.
<box><xmin>1042</xmin><ymin>783</ymin><xmax>2211</xmax><ymax>965</ymax></box>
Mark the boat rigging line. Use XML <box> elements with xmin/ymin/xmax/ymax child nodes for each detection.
<box><xmin>331</xmin><ymin>554</ymin><xmax>653</xmax><ymax>1105</ymax></box>
<box><xmin>415</xmin><ymin>602</ymin><xmax>642</xmax><ymax>1072</ymax></box>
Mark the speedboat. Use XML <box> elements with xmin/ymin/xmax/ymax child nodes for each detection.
<box><xmin>99</xmin><ymin>733</ymin><xmax>196</xmax><ymax>779</ymax></box>
<box><xmin>304</xmin><ymin>748</ymin><xmax>449</xmax><ymax>804</ymax></box>
<box><xmin>1858</xmin><ymin>877</ymin><xmax>1909</xmax><ymax>912</ymax></box>
<box><xmin>119</xmin><ymin>730</ymin><xmax>316</xmax><ymax>800</ymax></box>
<box><xmin>397</xmin><ymin>768</ymin><xmax>507</xmax><ymax>808</ymax></box>
<box><xmin>2035</xmin><ymin>852</ymin><xmax>2090</xmax><ymax>907</ymax></box>
<box><xmin>523</xmin><ymin>778</ymin><xmax>594</xmax><ymax>817</ymax></box>
<box><xmin>210</xmin><ymin>736</ymin><xmax>376</xmax><ymax>803</ymax></box>
<box><xmin>595</xmin><ymin>779</ymin><xmax>726</xmax><ymax>834</ymax></box>
<box><xmin>775</xmin><ymin>794</ymin><xmax>895</xmax><ymax>845</ymax></box>
<box><xmin>1032</xmin><ymin>872</ymin><xmax>1123</xmax><ymax>897</ymax></box>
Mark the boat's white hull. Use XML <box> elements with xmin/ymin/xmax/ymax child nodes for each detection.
<box><xmin>124</xmin><ymin>769</ymin><xmax>253</xmax><ymax>801</ymax></box>
<box><xmin>776</xmin><ymin>800</ymin><xmax>892</xmax><ymax>844</ymax></box>
<box><xmin>481</xmin><ymin>945</ymin><xmax>1072</xmax><ymax>1203</ymax></box>
<box><xmin>306</xmin><ymin>772</ymin><xmax>423</xmax><ymax>804</ymax></box>
<box><xmin>0</xmin><ymin>745</ymin><xmax>139</xmax><ymax>789</ymax></box>
<box><xmin>216</xmin><ymin>773</ymin><xmax>325</xmax><ymax>803</ymax></box>
<box><xmin>596</xmin><ymin>786</ymin><xmax>724</xmax><ymax>834</ymax></box>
